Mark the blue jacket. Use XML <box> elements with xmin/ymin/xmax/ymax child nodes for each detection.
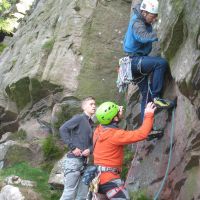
<box><xmin>123</xmin><ymin>4</ymin><xmax>158</xmax><ymax>56</ymax></box>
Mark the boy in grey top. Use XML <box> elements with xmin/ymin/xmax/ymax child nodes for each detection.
<box><xmin>59</xmin><ymin>96</ymin><xmax>96</xmax><ymax>200</ymax></box>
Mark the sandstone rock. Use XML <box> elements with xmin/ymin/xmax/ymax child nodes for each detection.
<box><xmin>16</xmin><ymin>0</ymin><xmax>35</xmax><ymax>15</ymax></box>
<box><xmin>0</xmin><ymin>141</ymin><xmax>39</xmax><ymax>168</ymax></box>
<box><xmin>48</xmin><ymin>156</ymin><xmax>65</xmax><ymax>189</ymax></box>
<box><xmin>20</xmin><ymin>188</ymin><xmax>41</xmax><ymax>200</ymax></box>
<box><xmin>0</xmin><ymin>141</ymin><xmax>17</xmax><ymax>161</ymax></box>
<box><xmin>4</xmin><ymin>176</ymin><xmax>36</xmax><ymax>187</ymax></box>
<box><xmin>0</xmin><ymin>0</ymin><xmax>130</xmax><ymax>138</ymax></box>
<box><xmin>18</xmin><ymin>119</ymin><xmax>50</xmax><ymax>141</ymax></box>
<box><xmin>0</xmin><ymin>185</ymin><xmax>25</xmax><ymax>200</ymax></box>
<box><xmin>0</xmin><ymin>133</ymin><xmax>12</xmax><ymax>144</ymax></box>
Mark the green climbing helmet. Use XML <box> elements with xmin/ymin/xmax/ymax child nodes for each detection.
<box><xmin>96</xmin><ymin>102</ymin><xmax>119</xmax><ymax>125</ymax></box>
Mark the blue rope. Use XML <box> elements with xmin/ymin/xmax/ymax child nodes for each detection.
<box><xmin>153</xmin><ymin>108</ymin><xmax>175</xmax><ymax>200</ymax></box>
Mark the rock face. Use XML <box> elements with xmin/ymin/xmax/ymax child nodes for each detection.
<box><xmin>4</xmin><ymin>176</ymin><xmax>36</xmax><ymax>187</ymax></box>
<box><xmin>125</xmin><ymin>0</ymin><xmax>200</xmax><ymax>199</ymax></box>
<box><xmin>0</xmin><ymin>184</ymin><xmax>41</xmax><ymax>200</ymax></box>
<box><xmin>0</xmin><ymin>185</ymin><xmax>25</xmax><ymax>200</ymax></box>
<box><xmin>0</xmin><ymin>0</ymin><xmax>130</xmax><ymax>134</ymax></box>
<box><xmin>0</xmin><ymin>139</ymin><xmax>42</xmax><ymax>168</ymax></box>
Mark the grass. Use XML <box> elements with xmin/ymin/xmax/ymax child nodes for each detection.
<box><xmin>0</xmin><ymin>162</ymin><xmax>62</xmax><ymax>200</ymax></box>
<box><xmin>9</xmin><ymin>129</ymin><xmax>27</xmax><ymax>141</ymax></box>
<box><xmin>42</xmin><ymin>135</ymin><xmax>63</xmax><ymax>161</ymax></box>
<box><xmin>41</xmin><ymin>135</ymin><xmax>66</xmax><ymax>172</ymax></box>
<box><xmin>129</xmin><ymin>189</ymin><xmax>152</xmax><ymax>200</ymax></box>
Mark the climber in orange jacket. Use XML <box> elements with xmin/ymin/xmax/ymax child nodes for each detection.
<box><xmin>93</xmin><ymin>101</ymin><xmax>155</xmax><ymax>199</ymax></box>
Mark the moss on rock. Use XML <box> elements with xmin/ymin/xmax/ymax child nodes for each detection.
<box><xmin>163</xmin><ymin>11</ymin><xmax>186</xmax><ymax>61</ymax></box>
<box><xmin>4</xmin><ymin>145</ymin><xmax>34</xmax><ymax>167</ymax></box>
<box><xmin>5</xmin><ymin>77</ymin><xmax>63</xmax><ymax>111</ymax></box>
<box><xmin>9</xmin><ymin>129</ymin><xmax>27</xmax><ymax>141</ymax></box>
<box><xmin>178</xmin><ymin>167</ymin><xmax>199</xmax><ymax>199</ymax></box>
<box><xmin>30</xmin><ymin>78</ymin><xmax>63</xmax><ymax>103</ymax></box>
<box><xmin>5</xmin><ymin>77</ymin><xmax>31</xmax><ymax>111</ymax></box>
<box><xmin>129</xmin><ymin>189</ymin><xmax>152</xmax><ymax>200</ymax></box>
<box><xmin>0</xmin><ymin>42</ymin><xmax>7</xmax><ymax>54</ymax></box>
<box><xmin>76</xmin><ymin>0</ymin><xmax>130</xmax><ymax>103</ymax></box>
<box><xmin>42</xmin><ymin>38</ymin><xmax>55</xmax><ymax>55</ymax></box>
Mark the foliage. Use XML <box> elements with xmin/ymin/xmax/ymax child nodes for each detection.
<box><xmin>0</xmin><ymin>162</ymin><xmax>62</xmax><ymax>200</ymax></box>
<box><xmin>129</xmin><ymin>190</ymin><xmax>152</xmax><ymax>200</ymax></box>
<box><xmin>121</xmin><ymin>146</ymin><xmax>133</xmax><ymax>180</ymax></box>
<box><xmin>10</xmin><ymin>129</ymin><xmax>27</xmax><ymax>141</ymax></box>
<box><xmin>0</xmin><ymin>0</ymin><xmax>17</xmax><ymax>33</ymax></box>
<box><xmin>41</xmin><ymin>135</ymin><xmax>66</xmax><ymax>172</ymax></box>
<box><xmin>0</xmin><ymin>0</ymin><xmax>11</xmax><ymax>12</ymax></box>
<box><xmin>42</xmin><ymin>135</ymin><xmax>63</xmax><ymax>161</ymax></box>
<box><xmin>5</xmin><ymin>77</ymin><xmax>31</xmax><ymax>110</ymax></box>
<box><xmin>0</xmin><ymin>18</ymin><xmax>10</xmax><ymax>33</ymax></box>
<box><xmin>42</xmin><ymin>38</ymin><xmax>55</xmax><ymax>54</ymax></box>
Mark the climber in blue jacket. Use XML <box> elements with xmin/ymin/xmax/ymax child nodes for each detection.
<box><xmin>123</xmin><ymin>0</ymin><xmax>171</xmax><ymax>121</ymax></box>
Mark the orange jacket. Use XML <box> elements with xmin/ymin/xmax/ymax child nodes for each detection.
<box><xmin>93</xmin><ymin>112</ymin><xmax>154</xmax><ymax>184</ymax></box>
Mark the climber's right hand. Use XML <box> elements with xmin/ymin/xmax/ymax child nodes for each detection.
<box><xmin>144</xmin><ymin>102</ymin><xmax>156</xmax><ymax>114</ymax></box>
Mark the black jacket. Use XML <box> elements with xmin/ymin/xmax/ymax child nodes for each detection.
<box><xmin>59</xmin><ymin>113</ymin><xmax>93</xmax><ymax>154</ymax></box>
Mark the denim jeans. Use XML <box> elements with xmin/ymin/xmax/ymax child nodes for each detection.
<box><xmin>131</xmin><ymin>56</ymin><xmax>168</xmax><ymax>121</ymax></box>
<box><xmin>60</xmin><ymin>156</ymin><xmax>88</xmax><ymax>200</ymax></box>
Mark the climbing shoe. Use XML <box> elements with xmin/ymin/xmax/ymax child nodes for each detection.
<box><xmin>153</xmin><ymin>97</ymin><xmax>173</xmax><ymax>109</ymax></box>
<box><xmin>147</xmin><ymin>129</ymin><xmax>164</xmax><ymax>141</ymax></box>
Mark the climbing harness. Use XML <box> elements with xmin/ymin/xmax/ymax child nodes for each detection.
<box><xmin>117</xmin><ymin>56</ymin><xmax>175</xmax><ymax>110</ymax></box>
<box><xmin>97</xmin><ymin>166</ymin><xmax>120</xmax><ymax>174</ymax></box>
<box><xmin>106</xmin><ymin>185</ymin><xmax>125</xmax><ymax>199</ymax></box>
<box><xmin>85</xmin><ymin>133</ymin><xmax>119</xmax><ymax>200</ymax></box>
<box><xmin>116</xmin><ymin>56</ymin><xmax>133</xmax><ymax>93</ymax></box>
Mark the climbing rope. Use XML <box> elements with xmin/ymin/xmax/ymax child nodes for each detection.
<box><xmin>153</xmin><ymin>108</ymin><xmax>175</xmax><ymax>200</ymax></box>
<box><xmin>125</xmin><ymin>107</ymin><xmax>175</xmax><ymax>198</ymax></box>
<box><xmin>124</xmin><ymin>62</ymin><xmax>176</xmax><ymax>198</ymax></box>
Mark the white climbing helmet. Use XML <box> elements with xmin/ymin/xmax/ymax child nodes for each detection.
<box><xmin>140</xmin><ymin>0</ymin><xmax>159</xmax><ymax>14</ymax></box>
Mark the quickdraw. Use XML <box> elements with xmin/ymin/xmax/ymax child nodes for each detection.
<box><xmin>87</xmin><ymin>172</ymin><xmax>101</xmax><ymax>200</ymax></box>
